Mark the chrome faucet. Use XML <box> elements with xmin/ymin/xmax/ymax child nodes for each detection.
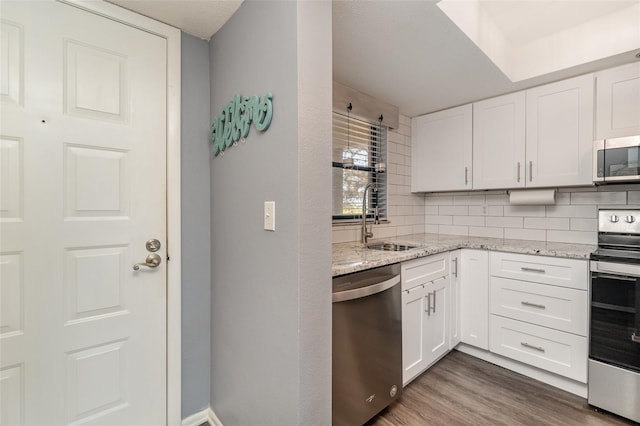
<box><xmin>362</xmin><ymin>183</ymin><xmax>377</xmax><ymax>244</ymax></box>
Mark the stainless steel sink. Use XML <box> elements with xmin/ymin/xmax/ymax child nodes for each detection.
<box><xmin>365</xmin><ymin>242</ymin><xmax>417</xmax><ymax>251</ymax></box>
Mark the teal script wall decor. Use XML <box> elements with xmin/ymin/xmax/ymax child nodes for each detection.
<box><xmin>210</xmin><ymin>93</ymin><xmax>273</xmax><ymax>156</ymax></box>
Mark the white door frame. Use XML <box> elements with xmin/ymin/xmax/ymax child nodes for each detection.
<box><xmin>58</xmin><ymin>1</ymin><xmax>182</xmax><ymax>423</ymax></box>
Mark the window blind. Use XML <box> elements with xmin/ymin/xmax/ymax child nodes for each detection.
<box><xmin>332</xmin><ymin>111</ymin><xmax>387</xmax><ymax>221</ymax></box>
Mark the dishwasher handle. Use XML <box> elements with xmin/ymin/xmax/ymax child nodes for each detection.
<box><xmin>332</xmin><ymin>274</ymin><xmax>400</xmax><ymax>303</ymax></box>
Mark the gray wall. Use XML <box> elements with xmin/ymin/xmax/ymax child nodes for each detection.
<box><xmin>209</xmin><ymin>1</ymin><xmax>332</xmax><ymax>424</ymax></box>
<box><xmin>181</xmin><ymin>32</ymin><xmax>211</xmax><ymax>419</ymax></box>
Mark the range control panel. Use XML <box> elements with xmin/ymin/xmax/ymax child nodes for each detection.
<box><xmin>598</xmin><ymin>209</ymin><xmax>640</xmax><ymax>234</ymax></box>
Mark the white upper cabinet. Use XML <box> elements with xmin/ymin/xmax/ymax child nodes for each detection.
<box><xmin>525</xmin><ymin>74</ymin><xmax>594</xmax><ymax>187</ymax></box>
<box><xmin>596</xmin><ymin>62</ymin><xmax>640</xmax><ymax>140</ymax></box>
<box><xmin>411</xmin><ymin>104</ymin><xmax>472</xmax><ymax>192</ymax></box>
<box><xmin>473</xmin><ymin>92</ymin><xmax>526</xmax><ymax>189</ymax></box>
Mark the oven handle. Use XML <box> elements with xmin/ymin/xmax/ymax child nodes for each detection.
<box><xmin>591</xmin><ymin>260</ymin><xmax>640</xmax><ymax>277</ymax></box>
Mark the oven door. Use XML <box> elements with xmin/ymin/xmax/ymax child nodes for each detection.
<box><xmin>590</xmin><ymin>261</ymin><xmax>640</xmax><ymax>372</ymax></box>
<box><xmin>594</xmin><ymin>136</ymin><xmax>640</xmax><ymax>183</ymax></box>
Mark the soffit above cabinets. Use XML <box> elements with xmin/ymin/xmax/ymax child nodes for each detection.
<box><xmin>106</xmin><ymin>0</ymin><xmax>243</xmax><ymax>40</ymax></box>
<box><xmin>333</xmin><ymin>1</ymin><xmax>640</xmax><ymax>118</ymax></box>
<box><xmin>437</xmin><ymin>0</ymin><xmax>640</xmax><ymax>82</ymax></box>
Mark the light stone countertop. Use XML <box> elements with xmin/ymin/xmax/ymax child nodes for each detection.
<box><xmin>332</xmin><ymin>233</ymin><xmax>596</xmax><ymax>277</ymax></box>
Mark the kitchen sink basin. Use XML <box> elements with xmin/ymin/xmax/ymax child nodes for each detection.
<box><xmin>366</xmin><ymin>242</ymin><xmax>417</xmax><ymax>251</ymax></box>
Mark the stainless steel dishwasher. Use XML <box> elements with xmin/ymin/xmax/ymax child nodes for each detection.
<box><xmin>332</xmin><ymin>264</ymin><xmax>402</xmax><ymax>426</ymax></box>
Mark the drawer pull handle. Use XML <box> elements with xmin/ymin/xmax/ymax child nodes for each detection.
<box><xmin>632</xmin><ymin>332</ymin><xmax>640</xmax><ymax>344</ymax></box>
<box><xmin>521</xmin><ymin>342</ymin><xmax>545</xmax><ymax>352</ymax></box>
<box><xmin>521</xmin><ymin>267</ymin><xmax>546</xmax><ymax>273</ymax></box>
<box><xmin>521</xmin><ymin>301</ymin><xmax>546</xmax><ymax>309</ymax></box>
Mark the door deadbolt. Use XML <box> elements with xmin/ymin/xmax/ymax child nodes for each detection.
<box><xmin>146</xmin><ymin>239</ymin><xmax>161</xmax><ymax>252</ymax></box>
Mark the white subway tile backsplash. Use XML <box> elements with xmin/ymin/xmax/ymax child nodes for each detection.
<box><xmin>425</xmin><ymin>195</ymin><xmax>453</xmax><ymax>206</ymax></box>
<box><xmin>426</xmin><ymin>215</ymin><xmax>453</xmax><ymax>225</ymax></box>
<box><xmin>546</xmin><ymin>204</ymin><xmax>597</xmax><ymax>218</ymax></box>
<box><xmin>504</xmin><ymin>205</ymin><xmax>546</xmax><ymax>217</ymax></box>
<box><xmin>559</xmin><ymin>186</ymin><xmax>596</xmax><ymax>192</ymax></box>
<box><xmin>504</xmin><ymin>228</ymin><xmax>546</xmax><ymax>241</ymax></box>
<box><xmin>425</xmin><ymin>224</ymin><xmax>439</xmax><ymax>233</ymax></box>
<box><xmin>454</xmin><ymin>215</ymin><xmax>485</xmax><ymax>226</ymax></box>
<box><xmin>453</xmin><ymin>195</ymin><xmax>486</xmax><ymax>205</ymax></box>
<box><xmin>412</xmin><ymin>205</ymin><xmax>425</xmax><ymax>215</ymax></box>
<box><xmin>571</xmin><ymin>191</ymin><xmax>626</xmax><ymax>205</ymax></box>
<box><xmin>488</xmin><ymin>206</ymin><xmax>504</xmax><ymax>216</ymax></box>
<box><xmin>556</xmin><ymin>193</ymin><xmax>571</xmax><ymax>205</ymax></box>
<box><xmin>469</xmin><ymin>226</ymin><xmax>503</xmax><ymax>239</ymax></box>
<box><xmin>439</xmin><ymin>225</ymin><xmax>469</xmax><ymax>236</ymax></box>
<box><xmin>439</xmin><ymin>205</ymin><xmax>469</xmax><ymax>216</ymax></box>
<box><xmin>486</xmin><ymin>216</ymin><xmax>523</xmax><ymax>228</ymax></box>
<box><xmin>486</xmin><ymin>194</ymin><xmax>509</xmax><ymax>205</ymax></box>
<box><xmin>412</xmin><ymin>224</ymin><xmax>426</xmax><ymax>234</ymax></box>
<box><xmin>524</xmin><ymin>217</ymin><xmax>570</xmax><ymax>230</ymax></box>
<box><xmin>425</xmin><ymin>205</ymin><xmax>439</xmax><ymax>215</ymax></box>
<box><xmin>468</xmin><ymin>205</ymin><xmax>486</xmax><ymax>216</ymax></box>
<box><xmin>397</xmin><ymin>225</ymin><xmax>415</xmax><ymax>235</ymax></box>
<box><xmin>570</xmin><ymin>218</ymin><xmax>597</xmax><ymax>232</ymax></box>
<box><xmin>547</xmin><ymin>230</ymin><xmax>597</xmax><ymax>245</ymax></box>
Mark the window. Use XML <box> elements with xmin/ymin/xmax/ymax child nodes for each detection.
<box><xmin>332</xmin><ymin>111</ymin><xmax>387</xmax><ymax>221</ymax></box>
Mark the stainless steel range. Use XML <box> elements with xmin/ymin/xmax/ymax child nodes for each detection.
<box><xmin>589</xmin><ymin>209</ymin><xmax>640</xmax><ymax>423</ymax></box>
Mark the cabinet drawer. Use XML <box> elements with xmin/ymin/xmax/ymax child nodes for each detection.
<box><xmin>490</xmin><ymin>277</ymin><xmax>588</xmax><ymax>336</ymax></box>
<box><xmin>490</xmin><ymin>315</ymin><xmax>587</xmax><ymax>383</ymax></box>
<box><xmin>490</xmin><ymin>252</ymin><xmax>587</xmax><ymax>290</ymax></box>
<box><xmin>402</xmin><ymin>253</ymin><xmax>449</xmax><ymax>291</ymax></box>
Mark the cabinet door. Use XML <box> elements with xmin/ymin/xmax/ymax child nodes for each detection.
<box><xmin>449</xmin><ymin>250</ymin><xmax>461</xmax><ymax>348</ymax></box>
<box><xmin>473</xmin><ymin>92</ymin><xmax>526</xmax><ymax>189</ymax></box>
<box><xmin>402</xmin><ymin>284</ymin><xmax>427</xmax><ymax>385</ymax></box>
<box><xmin>525</xmin><ymin>74</ymin><xmax>594</xmax><ymax>187</ymax></box>
<box><xmin>460</xmin><ymin>249</ymin><xmax>489</xmax><ymax>350</ymax></box>
<box><xmin>411</xmin><ymin>104</ymin><xmax>472</xmax><ymax>192</ymax></box>
<box><xmin>423</xmin><ymin>277</ymin><xmax>449</xmax><ymax>367</ymax></box>
<box><xmin>596</xmin><ymin>62</ymin><xmax>640</xmax><ymax>139</ymax></box>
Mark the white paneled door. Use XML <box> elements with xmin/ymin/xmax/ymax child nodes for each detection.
<box><xmin>0</xmin><ymin>1</ymin><xmax>167</xmax><ymax>424</ymax></box>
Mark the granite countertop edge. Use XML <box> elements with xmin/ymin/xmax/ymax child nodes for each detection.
<box><xmin>332</xmin><ymin>233</ymin><xmax>596</xmax><ymax>277</ymax></box>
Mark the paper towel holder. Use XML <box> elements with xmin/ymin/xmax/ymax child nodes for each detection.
<box><xmin>507</xmin><ymin>188</ymin><xmax>557</xmax><ymax>205</ymax></box>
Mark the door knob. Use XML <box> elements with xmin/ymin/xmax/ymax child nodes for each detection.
<box><xmin>133</xmin><ymin>253</ymin><xmax>161</xmax><ymax>271</ymax></box>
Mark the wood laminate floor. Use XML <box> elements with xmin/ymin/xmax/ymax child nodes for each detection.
<box><xmin>368</xmin><ymin>350</ymin><xmax>637</xmax><ymax>426</ymax></box>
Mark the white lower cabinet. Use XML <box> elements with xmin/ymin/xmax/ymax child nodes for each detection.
<box><xmin>401</xmin><ymin>254</ymin><xmax>450</xmax><ymax>385</ymax></box>
<box><xmin>489</xmin><ymin>316</ymin><xmax>588</xmax><ymax>383</ymax></box>
<box><xmin>488</xmin><ymin>251</ymin><xmax>589</xmax><ymax>383</ymax></box>
<box><xmin>400</xmin><ymin>249</ymin><xmax>589</xmax><ymax>388</ymax></box>
<box><xmin>460</xmin><ymin>250</ymin><xmax>489</xmax><ymax>350</ymax></box>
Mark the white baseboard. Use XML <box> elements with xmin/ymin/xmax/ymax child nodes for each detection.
<box><xmin>182</xmin><ymin>407</ymin><xmax>223</xmax><ymax>426</ymax></box>
<box><xmin>455</xmin><ymin>343</ymin><xmax>588</xmax><ymax>398</ymax></box>
<box><xmin>207</xmin><ymin>407</ymin><xmax>223</xmax><ymax>426</ymax></box>
<box><xmin>182</xmin><ymin>409</ymin><xmax>210</xmax><ymax>426</ymax></box>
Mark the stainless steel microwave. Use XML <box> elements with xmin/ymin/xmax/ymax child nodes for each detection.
<box><xmin>594</xmin><ymin>136</ymin><xmax>640</xmax><ymax>184</ymax></box>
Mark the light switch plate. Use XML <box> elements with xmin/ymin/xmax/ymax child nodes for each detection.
<box><xmin>264</xmin><ymin>201</ymin><xmax>275</xmax><ymax>231</ymax></box>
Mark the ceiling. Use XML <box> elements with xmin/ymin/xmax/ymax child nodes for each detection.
<box><xmin>333</xmin><ymin>0</ymin><xmax>640</xmax><ymax>117</ymax></box>
<box><xmin>107</xmin><ymin>0</ymin><xmax>640</xmax><ymax>118</ymax></box>
<box><xmin>107</xmin><ymin>0</ymin><xmax>242</xmax><ymax>40</ymax></box>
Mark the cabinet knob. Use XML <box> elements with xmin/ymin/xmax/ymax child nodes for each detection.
<box><xmin>610</xmin><ymin>215</ymin><xmax>619</xmax><ymax>223</ymax></box>
<box><xmin>625</xmin><ymin>215</ymin><xmax>635</xmax><ymax>224</ymax></box>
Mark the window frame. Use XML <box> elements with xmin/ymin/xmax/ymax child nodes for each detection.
<box><xmin>332</xmin><ymin>113</ymin><xmax>387</xmax><ymax>222</ymax></box>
